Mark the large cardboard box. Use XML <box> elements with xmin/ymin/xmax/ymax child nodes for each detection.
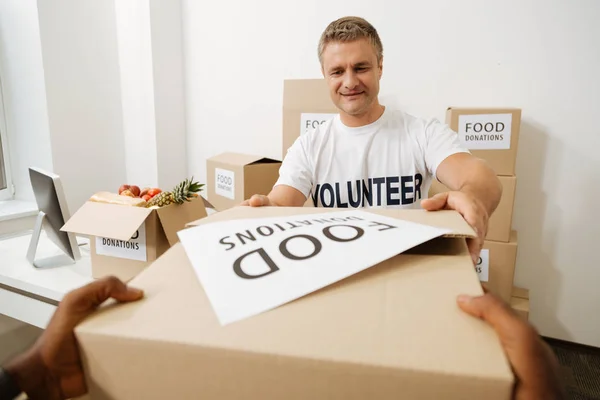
<box><xmin>479</xmin><ymin>231</ymin><xmax>518</xmax><ymax>303</ymax></box>
<box><xmin>511</xmin><ymin>286</ymin><xmax>530</xmax><ymax>321</ymax></box>
<box><xmin>76</xmin><ymin>207</ymin><xmax>514</xmax><ymax>400</ymax></box>
<box><xmin>282</xmin><ymin>79</ymin><xmax>338</xmax><ymax>156</ymax></box>
<box><xmin>429</xmin><ymin>175</ymin><xmax>516</xmax><ymax>242</ymax></box>
<box><xmin>61</xmin><ymin>197</ymin><xmax>207</xmax><ymax>281</ymax></box>
<box><xmin>206</xmin><ymin>153</ymin><xmax>281</xmax><ymax>211</ymax></box>
<box><xmin>445</xmin><ymin>108</ymin><xmax>521</xmax><ymax>176</ymax></box>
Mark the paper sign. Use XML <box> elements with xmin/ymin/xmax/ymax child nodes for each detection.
<box><xmin>95</xmin><ymin>222</ymin><xmax>147</xmax><ymax>261</ymax></box>
<box><xmin>458</xmin><ymin>113</ymin><xmax>512</xmax><ymax>150</ymax></box>
<box><xmin>215</xmin><ymin>168</ymin><xmax>235</xmax><ymax>200</ymax></box>
<box><xmin>178</xmin><ymin>210</ymin><xmax>451</xmax><ymax>325</ymax></box>
<box><xmin>300</xmin><ymin>113</ymin><xmax>336</xmax><ymax>135</ymax></box>
<box><xmin>476</xmin><ymin>249</ymin><xmax>489</xmax><ymax>282</ymax></box>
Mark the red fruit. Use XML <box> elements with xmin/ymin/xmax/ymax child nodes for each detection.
<box><xmin>129</xmin><ymin>185</ymin><xmax>141</xmax><ymax>197</ymax></box>
<box><xmin>148</xmin><ymin>188</ymin><xmax>162</xmax><ymax>198</ymax></box>
<box><xmin>140</xmin><ymin>187</ymin><xmax>150</xmax><ymax>197</ymax></box>
<box><xmin>118</xmin><ymin>184</ymin><xmax>130</xmax><ymax>194</ymax></box>
<box><xmin>142</xmin><ymin>194</ymin><xmax>151</xmax><ymax>201</ymax></box>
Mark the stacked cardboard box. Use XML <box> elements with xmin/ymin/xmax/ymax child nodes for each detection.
<box><xmin>206</xmin><ymin>152</ymin><xmax>282</xmax><ymax>211</ymax></box>
<box><xmin>430</xmin><ymin>108</ymin><xmax>528</xmax><ymax>316</ymax></box>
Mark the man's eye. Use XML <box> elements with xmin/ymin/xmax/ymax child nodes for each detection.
<box><xmin>331</xmin><ymin>71</ymin><xmax>342</xmax><ymax>76</ymax></box>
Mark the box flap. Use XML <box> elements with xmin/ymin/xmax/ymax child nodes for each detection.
<box><xmin>61</xmin><ymin>201</ymin><xmax>152</xmax><ymax>240</ymax></box>
<box><xmin>156</xmin><ymin>197</ymin><xmax>208</xmax><ymax>246</ymax></box>
<box><xmin>187</xmin><ymin>207</ymin><xmax>477</xmax><ymax>238</ymax></box>
<box><xmin>208</xmin><ymin>152</ymin><xmax>272</xmax><ymax>167</ymax></box>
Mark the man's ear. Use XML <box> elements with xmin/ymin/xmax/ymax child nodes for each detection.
<box><xmin>378</xmin><ymin>57</ymin><xmax>384</xmax><ymax>79</ymax></box>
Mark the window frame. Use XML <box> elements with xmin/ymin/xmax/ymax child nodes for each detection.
<box><xmin>0</xmin><ymin>73</ymin><xmax>13</xmax><ymax>201</ymax></box>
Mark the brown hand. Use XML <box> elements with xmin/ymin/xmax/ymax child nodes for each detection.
<box><xmin>457</xmin><ymin>293</ymin><xmax>565</xmax><ymax>400</ymax></box>
<box><xmin>421</xmin><ymin>191</ymin><xmax>488</xmax><ymax>264</ymax></box>
<box><xmin>5</xmin><ymin>276</ymin><xmax>144</xmax><ymax>399</ymax></box>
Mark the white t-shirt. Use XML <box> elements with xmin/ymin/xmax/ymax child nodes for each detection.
<box><xmin>275</xmin><ymin>107</ymin><xmax>469</xmax><ymax>209</ymax></box>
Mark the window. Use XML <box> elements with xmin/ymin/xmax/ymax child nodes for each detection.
<box><xmin>0</xmin><ymin>74</ymin><xmax>13</xmax><ymax>200</ymax></box>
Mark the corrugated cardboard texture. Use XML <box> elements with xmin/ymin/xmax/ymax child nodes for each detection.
<box><xmin>512</xmin><ymin>286</ymin><xmax>529</xmax><ymax>299</ymax></box>
<box><xmin>243</xmin><ymin>160</ymin><xmax>281</xmax><ymax>201</ymax></box>
<box><xmin>445</xmin><ymin>108</ymin><xmax>521</xmax><ymax>176</ymax></box>
<box><xmin>282</xmin><ymin>79</ymin><xmax>338</xmax><ymax>156</ymax></box>
<box><xmin>156</xmin><ymin>196</ymin><xmax>208</xmax><ymax>245</ymax></box>
<box><xmin>61</xmin><ymin>201</ymin><xmax>152</xmax><ymax>241</ymax></box>
<box><xmin>76</xmin><ymin>208</ymin><xmax>512</xmax><ymax>400</ymax></box>
<box><xmin>511</xmin><ymin>287</ymin><xmax>530</xmax><ymax>321</ymax></box>
<box><xmin>482</xmin><ymin>231</ymin><xmax>518</xmax><ymax>302</ymax></box>
<box><xmin>88</xmin><ymin>212</ymin><xmax>165</xmax><ymax>282</ymax></box>
<box><xmin>207</xmin><ymin>153</ymin><xmax>281</xmax><ymax>211</ymax></box>
<box><xmin>429</xmin><ymin>176</ymin><xmax>516</xmax><ymax>242</ymax></box>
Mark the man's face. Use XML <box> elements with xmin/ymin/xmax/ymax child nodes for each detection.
<box><xmin>321</xmin><ymin>38</ymin><xmax>383</xmax><ymax>118</ymax></box>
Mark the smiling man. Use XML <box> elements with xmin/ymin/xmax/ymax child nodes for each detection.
<box><xmin>243</xmin><ymin>16</ymin><xmax>502</xmax><ymax>263</ymax></box>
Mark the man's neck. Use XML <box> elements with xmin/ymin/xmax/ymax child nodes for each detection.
<box><xmin>340</xmin><ymin>104</ymin><xmax>385</xmax><ymax>127</ymax></box>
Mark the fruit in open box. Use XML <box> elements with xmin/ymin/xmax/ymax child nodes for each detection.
<box><xmin>146</xmin><ymin>177</ymin><xmax>203</xmax><ymax>208</ymax></box>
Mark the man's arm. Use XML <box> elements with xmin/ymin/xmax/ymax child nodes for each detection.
<box><xmin>1</xmin><ymin>277</ymin><xmax>143</xmax><ymax>400</ymax></box>
<box><xmin>421</xmin><ymin>152</ymin><xmax>502</xmax><ymax>264</ymax></box>
<box><xmin>436</xmin><ymin>153</ymin><xmax>502</xmax><ymax>216</ymax></box>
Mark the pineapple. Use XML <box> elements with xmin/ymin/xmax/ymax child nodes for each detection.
<box><xmin>146</xmin><ymin>177</ymin><xmax>204</xmax><ymax>208</ymax></box>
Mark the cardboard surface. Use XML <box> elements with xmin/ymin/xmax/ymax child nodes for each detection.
<box><xmin>481</xmin><ymin>231</ymin><xmax>518</xmax><ymax>302</ymax></box>
<box><xmin>76</xmin><ymin>207</ymin><xmax>512</xmax><ymax>400</ymax></box>
<box><xmin>445</xmin><ymin>108</ymin><xmax>521</xmax><ymax>176</ymax></box>
<box><xmin>511</xmin><ymin>286</ymin><xmax>530</xmax><ymax>321</ymax></box>
<box><xmin>282</xmin><ymin>79</ymin><xmax>338</xmax><ymax>156</ymax></box>
<box><xmin>207</xmin><ymin>152</ymin><xmax>281</xmax><ymax>211</ymax></box>
<box><xmin>429</xmin><ymin>175</ymin><xmax>516</xmax><ymax>242</ymax></box>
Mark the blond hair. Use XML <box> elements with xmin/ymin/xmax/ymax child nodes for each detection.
<box><xmin>318</xmin><ymin>16</ymin><xmax>384</xmax><ymax>65</ymax></box>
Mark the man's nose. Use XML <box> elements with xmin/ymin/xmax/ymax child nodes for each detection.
<box><xmin>343</xmin><ymin>70</ymin><xmax>359</xmax><ymax>90</ymax></box>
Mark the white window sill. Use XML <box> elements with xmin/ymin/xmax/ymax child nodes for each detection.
<box><xmin>0</xmin><ymin>200</ymin><xmax>38</xmax><ymax>222</ymax></box>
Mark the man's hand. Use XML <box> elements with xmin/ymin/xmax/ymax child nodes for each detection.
<box><xmin>457</xmin><ymin>293</ymin><xmax>565</xmax><ymax>400</ymax></box>
<box><xmin>240</xmin><ymin>185</ymin><xmax>307</xmax><ymax>207</ymax></box>
<box><xmin>5</xmin><ymin>276</ymin><xmax>144</xmax><ymax>400</ymax></box>
<box><xmin>240</xmin><ymin>194</ymin><xmax>275</xmax><ymax>207</ymax></box>
<box><xmin>421</xmin><ymin>191</ymin><xmax>488</xmax><ymax>264</ymax></box>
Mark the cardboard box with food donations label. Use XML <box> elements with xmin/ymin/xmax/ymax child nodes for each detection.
<box><xmin>61</xmin><ymin>197</ymin><xmax>207</xmax><ymax>282</ymax></box>
<box><xmin>445</xmin><ymin>108</ymin><xmax>521</xmax><ymax>176</ymax></box>
<box><xmin>206</xmin><ymin>152</ymin><xmax>281</xmax><ymax>211</ymax></box>
<box><xmin>282</xmin><ymin>79</ymin><xmax>338</xmax><ymax>156</ymax></box>
<box><xmin>477</xmin><ymin>231</ymin><xmax>518</xmax><ymax>302</ymax></box>
<box><xmin>75</xmin><ymin>207</ymin><xmax>514</xmax><ymax>400</ymax></box>
<box><xmin>429</xmin><ymin>176</ymin><xmax>516</xmax><ymax>242</ymax></box>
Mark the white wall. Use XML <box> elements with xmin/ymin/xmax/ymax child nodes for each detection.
<box><xmin>114</xmin><ymin>0</ymin><xmax>158</xmax><ymax>189</ymax></box>
<box><xmin>182</xmin><ymin>0</ymin><xmax>600</xmax><ymax>347</ymax></box>
<box><xmin>36</xmin><ymin>0</ymin><xmax>128</xmax><ymax>213</ymax></box>
<box><xmin>0</xmin><ymin>0</ymin><xmax>53</xmax><ymax>202</ymax></box>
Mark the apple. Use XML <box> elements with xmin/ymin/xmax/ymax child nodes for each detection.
<box><xmin>142</xmin><ymin>194</ymin><xmax>151</xmax><ymax>202</ymax></box>
<box><xmin>148</xmin><ymin>188</ymin><xmax>162</xmax><ymax>198</ymax></box>
<box><xmin>118</xmin><ymin>184</ymin><xmax>130</xmax><ymax>195</ymax></box>
<box><xmin>140</xmin><ymin>187</ymin><xmax>150</xmax><ymax>197</ymax></box>
<box><xmin>129</xmin><ymin>185</ymin><xmax>141</xmax><ymax>197</ymax></box>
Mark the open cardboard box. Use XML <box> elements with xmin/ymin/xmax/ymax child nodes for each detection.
<box><xmin>75</xmin><ymin>207</ymin><xmax>514</xmax><ymax>400</ymax></box>
<box><xmin>62</xmin><ymin>196</ymin><xmax>208</xmax><ymax>281</ymax></box>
